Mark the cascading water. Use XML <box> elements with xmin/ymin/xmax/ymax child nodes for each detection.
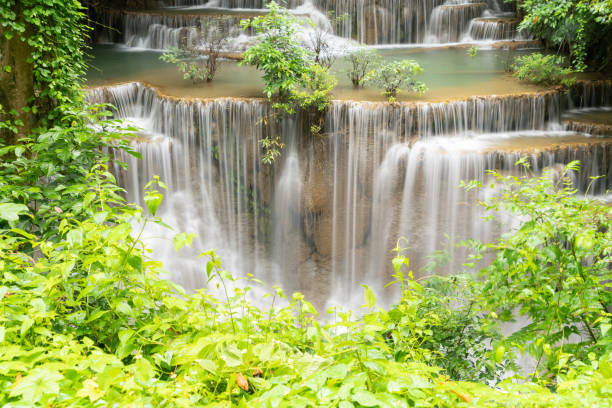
<box><xmin>97</xmin><ymin>0</ymin><xmax>521</xmax><ymax>49</ymax></box>
<box><xmin>89</xmin><ymin>81</ymin><xmax>612</xmax><ymax>308</ymax></box>
<box><xmin>123</xmin><ymin>13</ymin><xmax>200</xmax><ymax>49</ymax></box>
<box><xmin>122</xmin><ymin>12</ymin><xmax>251</xmax><ymax>50</ymax></box>
<box><xmin>427</xmin><ymin>2</ymin><xmax>487</xmax><ymax>43</ymax></box>
<box><xmin>464</xmin><ymin>17</ymin><xmax>530</xmax><ymax>41</ymax></box>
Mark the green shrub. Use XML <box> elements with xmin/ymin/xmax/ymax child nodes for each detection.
<box><xmin>511</xmin><ymin>53</ymin><xmax>576</xmax><ymax>87</ymax></box>
<box><xmin>291</xmin><ymin>63</ymin><xmax>337</xmax><ymax>113</ymax></box>
<box><xmin>2</xmin><ymin>196</ymin><xmax>611</xmax><ymax>406</ymax></box>
<box><xmin>346</xmin><ymin>47</ymin><xmax>381</xmax><ymax>87</ymax></box>
<box><xmin>241</xmin><ymin>2</ymin><xmax>336</xmax><ymax>115</ymax></box>
<box><xmin>240</xmin><ymin>2</ymin><xmax>313</xmax><ymax>104</ymax></box>
<box><xmin>362</xmin><ymin>60</ymin><xmax>427</xmax><ymax>102</ymax></box>
<box><xmin>462</xmin><ymin>160</ymin><xmax>612</xmax><ymax>379</ymax></box>
<box><xmin>516</xmin><ymin>0</ymin><xmax>612</xmax><ymax>70</ymax></box>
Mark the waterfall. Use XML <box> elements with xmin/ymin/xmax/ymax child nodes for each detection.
<box><xmin>427</xmin><ymin>2</ymin><xmax>486</xmax><ymax>43</ymax></box>
<box><xmin>103</xmin><ymin>0</ymin><xmax>513</xmax><ymax>47</ymax></box>
<box><xmin>123</xmin><ymin>13</ymin><xmax>200</xmax><ymax>49</ymax></box>
<box><xmin>122</xmin><ymin>12</ymin><xmax>249</xmax><ymax>50</ymax></box>
<box><xmin>88</xmin><ymin>82</ymin><xmax>612</xmax><ymax>308</ymax></box>
<box><xmin>162</xmin><ymin>0</ymin><xmax>270</xmax><ymax>7</ymax></box>
<box><xmin>464</xmin><ymin>17</ymin><xmax>530</xmax><ymax>41</ymax></box>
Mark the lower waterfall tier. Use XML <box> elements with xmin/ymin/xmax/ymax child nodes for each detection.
<box><xmin>88</xmin><ymin>82</ymin><xmax>612</xmax><ymax>308</ymax></box>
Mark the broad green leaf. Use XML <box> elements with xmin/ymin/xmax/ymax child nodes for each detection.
<box><xmin>219</xmin><ymin>343</ymin><xmax>243</xmax><ymax>367</ymax></box>
<box><xmin>361</xmin><ymin>285</ymin><xmax>377</xmax><ymax>308</ymax></box>
<box><xmin>144</xmin><ymin>191</ymin><xmax>163</xmax><ymax>216</ymax></box>
<box><xmin>66</xmin><ymin>229</ymin><xmax>83</xmax><ymax>247</ymax></box>
<box><xmin>116</xmin><ymin>302</ymin><xmax>134</xmax><ymax>317</ymax></box>
<box><xmin>93</xmin><ymin>211</ymin><xmax>108</xmax><ymax>224</ymax></box>
<box><xmin>173</xmin><ymin>232</ymin><xmax>196</xmax><ymax>252</ymax></box>
<box><xmin>197</xmin><ymin>359</ymin><xmax>218</xmax><ymax>374</ymax></box>
<box><xmin>352</xmin><ymin>390</ymin><xmax>379</xmax><ymax>407</ymax></box>
<box><xmin>76</xmin><ymin>378</ymin><xmax>103</xmax><ymax>402</ymax></box>
<box><xmin>133</xmin><ymin>358</ymin><xmax>156</xmax><ymax>383</ymax></box>
<box><xmin>495</xmin><ymin>346</ymin><xmax>506</xmax><ymax>364</ymax></box>
<box><xmin>0</xmin><ymin>203</ymin><xmax>29</xmax><ymax>223</ymax></box>
<box><xmin>10</xmin><ymin>368</ymin><xmax>63</xmax><ymax>403</ymax></box>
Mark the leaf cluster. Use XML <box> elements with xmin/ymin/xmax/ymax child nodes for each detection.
<box><xmin>511</xmin><ymin>53</ymin><xmax>576</xmax><ymax>87</ymax></box>
<box><xmin>464</xmin><ymin>160</ymin><xmax>612</xmax><ymax>381</ymax></box>
<box><xmin>346</xmin><ymin>47</ymin><xmax>381</xmax><ymax>88</ymax></box>
<box><xmin>515</xmin><ymin>0</ymin><xmax>612</xmax><ymax>70</ymax></box>
<box><xmin>0</xmin><ymin>0</ymin><xmax>90</xmax><ymax>128</ymax></box>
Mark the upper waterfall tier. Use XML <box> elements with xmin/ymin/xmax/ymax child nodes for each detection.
<box><xmin>122</xmin><ymin>11</ymin><xmax>253</xmax><ymax>49</ymax></box>
<box><xmin>96</xmin><ymin>0</ymin><xmax>525</xmax><ymax>46</ymax></box>
<box><xmin>87</xmin><ymin>81</ymin><xmax>612</xmax><ymax>306</ymax></box>
<box><xmin>427</xmin><ymin>2</ymin><xmax>487</xmax><ymax>43</ymax></box>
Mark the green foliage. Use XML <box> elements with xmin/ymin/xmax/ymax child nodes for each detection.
<box><xmin>512</xmin><ymin>53</ymin><xmax>576</xmax><ymax>87</ymax></box>
<box><xmin>464</xmin><ymin>160</ymin><xmax>612</xmax><ymax>380</ymax></box>
<box><xmin>260</xmin><ymin>136</ymin><xmax>285</xmax><ymax>165</ymax></box>
<box><xmin>385</xmin><ymin>248</ymin><xmax>510</xmax><ymax>383</ymax></box>
<box><xmin>2</xmin><ymin>1</ymin><xmax>612</xmax><ymax>405</ymax></box>
<box><xmin>346</xmin><ymin>47</ymin><xmax>381</xmax><ymax>88</ymax></box>
<box><xmin>240</xmin><ymin>2</ymin><xmax>313</xmax><ymax>103</ymax></box>
<box><xmin>516</xmin><ymin>0</ymin><xmax>612</xmax><ymax>70</ymax></box>
<box><xmin>0</xmin><ymin>105</ymin><xmax>138</xmax><ymax>241</ymax></box>
<box><xmin>240</xmin><ymin>2</ymin><xmax>335</xmax><ymax>115</ymax></box>
<box><xmin>291</xmin><ymin>64</ymin><xmax>337</xmax><ymax>113</ymax></box>
<box><xmin>467</xmin><ymin>46</ymin><xmax>479</xmax><ymax>57</ymax></box>
<box><xmin>2</xmin><ymin>191</ymin><xmax>612</xmax><ymax>406</ymax></box>
<box><xmin>0</xmin><ymin>0</ymin><xmax>89</xmax><ymax>127</ymax></box>
<box><xmin>363</xmin><ymin>60</ymin><xmax>427</xmax><ymax>102</ymax></box>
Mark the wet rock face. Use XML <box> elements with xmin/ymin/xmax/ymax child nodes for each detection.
<box><xmin>310</xmin><ymin>199</ymin><xmax>370</xmax><ymax>259</ymax></box>
<box><xmin>302</xmin><ymin>163</ymin><xmax>331</xmax><ymax>213</ymax></box>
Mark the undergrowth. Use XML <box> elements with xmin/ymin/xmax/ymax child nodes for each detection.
<box><xmin>0</xmin><ymin>154</ymin><xmax>611</xmax><ymax>406</ymax></box>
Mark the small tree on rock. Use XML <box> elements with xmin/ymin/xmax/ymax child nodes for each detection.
<box><xmin>363</xmin><ymin>60</ymin><xmax>427</xmax><ymax>102</ymax></box>
<box><xmin>240</xmin><ymin>2</ymin><xmax>313</xmax><ymax>106</ymax></box>
<box><xmin>346</xmin><ymin>47</ymin><xmax>380</xmax><ymax>87</ymax></box>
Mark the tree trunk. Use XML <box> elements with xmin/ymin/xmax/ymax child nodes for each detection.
<box><xmin>0</xmin><ymin>3</ymin><xmax>34</xmax><ymax>146</ymax></box>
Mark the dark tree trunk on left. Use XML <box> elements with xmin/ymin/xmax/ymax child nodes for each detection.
<box><xmin>0</xmin><ymin>2</ymin><xmax>34</xmax><ymax>146</ymax></box>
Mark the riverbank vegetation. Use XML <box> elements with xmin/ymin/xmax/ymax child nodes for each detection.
<box><xmin>1</xmin><ymin>0</ymin><xmax>611</xmax><ymax>406</ymax></box>
<box><xmin>511</xmin><ymin>53</ymin><xmax>576</xmax><ymax>87</ymax></box>
<box><xmin>509</xmin><ymin>0</ymin><xmax>612</xmax><ymax>71</ymax></box>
